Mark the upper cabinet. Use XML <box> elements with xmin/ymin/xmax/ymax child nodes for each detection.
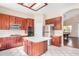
<box><xmin>9</xmin><ymin>16</ymin><xmax>16</xmax><ymax>26</ymax></box>
<box><xmin>15</xmin><ymin>17</ymin><xmax>24</xmax><ymax>30</ymax></box>
<box><xmin>0</xmin><ymin>14</ymin><xmax>2</xmax><ymax>29</ymax></box>
<box><xmin>45</xmin><ymin>16</ymin><xmax>62</xmax><ymax>30</ymax></box>
<box><xmin>21</xmin><ymin>18</ymin><xmax>34</xmax><ymax>30</ymax></box>
<box><xmin>0</xmin><ymin>13</ymin><xmax>34</xmax><ymax>30</ymax></box>
<box><xmin>0</xmin><ymin>14</ymin><xmax>10</xmax><ymax>30</ymax></box>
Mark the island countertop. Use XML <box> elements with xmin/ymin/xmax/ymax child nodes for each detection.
<box><xmin>23</xmin><ymin>37</ymin><xmax>51</xmax><ymax>42</ymax></box>
<box><xmin>23</xmin><ymin>37</ymin><xmax>49</xmax><ymax>56</ymax></box>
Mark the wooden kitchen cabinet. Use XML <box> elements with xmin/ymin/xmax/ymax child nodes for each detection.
<box><xmin>54</xmin><ymin>17</ymin><xmax>62</xmax><ymax>30</ymax></box>
<box><xmin>21</xmin><ymin>19</ymin><xmax>28</xmax><ymax>30</ymax></box>
<box><xmin>15</xmin><ymin>17</ymin><xmax>23</xmax><ymax>24</ymax></box>
<box><xmin>0</xmin><ymin>13</ymin><xmax>34</xmax><ymax>30</ymax></box>
<box><xmin>24</xmin><ymin>40</ymin><xmax>47</xmax><ymax>56</ymax></box>
<box><xmin>51</xmin><ymin>36</ymin><xmax>61</xmax><ymax>46</ymax></box>
<box><xmin>26</xmin><ymin>19</ymin><xmax>34</xmax><ymax>30</ymax></box>
<box><xmin>0</xmin><ymin>14</ymin><xmax>10</xmax><ymax>29</ymax></box>
<box><xmin>27</xmin><ymin>19</ymin><xmax>34</xmax><ymax>27</ymax></box>
<box><xmin>0</xmin><ymin>38</ymin><xmax>4</xmax><ymax>50</ymax></box>
<box><xmin>9</xmin><ymin>16</ymin><xmax>16</xmax><ymax>26</ymax></box>
<box><xmin>0</xmin><ymin>37</ymin><xmax>23</xmax><ymax>51</ymax></box>
<box><xmin>45</xmin><ymin>16</ymin><xmax>62</xmax><ymax>30</ymax></box>
<box><xmin>0</xmin><ymin>14</ymin><xmax>2</xmax><ymax>29</ymax></box>
<box><xmin>15</xmin><ymin>17</ymin><xmax>24</xmax><ymax>30</ymax></box>
<box><xmin>22</xmin><ymin>18</ymin><xmax>34</xmax><ymax>30</ymax></box>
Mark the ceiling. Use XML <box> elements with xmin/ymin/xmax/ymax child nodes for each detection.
<box><xmin>0</xmin><ymin>3</ymin><xmax>79</xmax><ymax>19</ymax></box>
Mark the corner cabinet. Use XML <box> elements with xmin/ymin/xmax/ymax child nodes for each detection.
<box><xmin>45</xmin><ymin>16</ymin><xmax>62</xmax><ymax>30</ymax></box>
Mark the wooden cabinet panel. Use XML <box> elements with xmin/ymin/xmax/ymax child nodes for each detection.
<box><xmin>0</xmin><ymin>14</ymin><xmax>10</xmax><ymax>29</ymax></box>
<box><xmin>54</xmin><ymin>17</ymin><xmax>62</xmax><ymax>30</ymax></box>
<box><xmin>5</xmin><ymin>15</ymin><xmax>10</xmax><ymax>29</ymax></box>
<box><xmin>0</xmin><ymin>37</ymin><xmax>23</xmax><ymax>51</ymax></box>
<box><xmin>24</xmin><ymin>40</ymin><xmax>47</xmax><ymax>56</ymax></box>
<box><xmin>0</xmin><ymin>38</ymin><xmax>7</xmax><ymax>50</ymax></box>
<box><xmin>0</xmin><ymin>13</ymin><xmax>34</xmax><ymax>30</ymax></box>
<box><xmin>28</xmin><ymin>19</ymin><xmax>34</xmax><ymax>27</ymax></box>
<box><xmin>27</xmin><ymin>19</ymin><xmax>34</xmax><ymax>28</ymax></box>
<box><xmin>45</xmin><ymin>16</ymin><xmax>62</xmax><ymax>30</ymax></box>
<box><xmin>2</xmin><ymin>14</ymin><xmax>9</xmax><ymax>29</ymax></box>
<box><xmin>22</xmin><ymin>19</ymin><xmax>34</xmax><ymax>30</ymax></box>
<box><xmin>51</xmin><ymin>36</ymin><xmax>61</xmax><ymax>46</ymax></box>
<box><xmin>15</xmin><ymin>17</ymin><xmax>24</xmax><ymax>30</ymax></box>
<box><xmin>9</xmin><ymin>16</ymin><xmax>16</xmax><ymax>26</ymax></box>
<box><xmin>0</xmin><ymin>14</ymin><xmax>2</xmax><ymax>29</ymax></box>
<box><xmin>21</xmin><ymin>19</ymin><xmax>27</xmax><ymax>30</ymax></box>
<box><xmin>15</xmin><ymin>17</ymin><xmax>23</xmax><ymax>24</ymax></box>
<box><xmin>0</xmin><ymin>38</ymin><xmax>3</xmax><ymax>50</ymax></box>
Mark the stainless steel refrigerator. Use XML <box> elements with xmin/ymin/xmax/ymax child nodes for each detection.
<box><xmin>43</xmin><ymin>24</ymin><xmax>54</xmax><ymax>45</ymax></box>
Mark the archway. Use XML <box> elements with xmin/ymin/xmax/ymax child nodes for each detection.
<box><xmin>63</xmin><ymin>8</ymin><xmax>79</xmax><ymax>48</ymax></box>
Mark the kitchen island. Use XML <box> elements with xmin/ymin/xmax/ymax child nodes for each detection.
<box><xmin>23</xmin><ymin>37</ymin><xmax>50</xmax><ymax>56</ymax></box>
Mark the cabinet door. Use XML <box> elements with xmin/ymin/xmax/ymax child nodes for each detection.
<box><xmin>9</xmin><ymin>16</ymin><xmax>16</xmax><ymax>26</ymax></box>
<box><xmin>21</xmin><ymin>19</ymin><xmax>27</xmax><ymax>30</ymax></box>
<box><xmin>21</xmin><ymin>19</ymin><xmax>34</xmax><ymax>30</ymax></box>
<box><xmin>15</xmin><ymin>17</ymin><xmax>23</xmax><ymax>25</ymax></box>
<box><xmin>15</xmin><ymin>17</ymin><xmax>24</xmax><ymax>30</ymax></box>
<box><xmin>0</xmin><ymin>38</ymin><xmax>7</xmax><ymax>50</ymax></box>
<box><xmin>52</xmin><ymin>36</ymin><xmax>61</xmax><ymax>46</ymax></box>
<box><xmin>1</xmin><ymin>14</ymin><xmax>10</xmax><ymax>29</ymax></box>
<box><xmin>45</xmin><ymin>17</ymin><xmax>62</xmax><ymax>30</ymax></box>
<box><xmin>55</xmin><ymin>17</ymin><xmax>62</xmax><ymax>30</ymax></box>
<box><xmin>0</xmin><ymin>38</ymin><xmax>2</xmax><ymax>50</ymax></box>
<box><xmin>28</xmin><ymin>19</ymin><xmax>34</xmax><ymax>27</ymax></box>
<box><xmin>0</xmin><ymin>14</ymin><xmax>2</xmax><ymax>29</ymax></box>
<box><xmin>5</xmin><ymin>15</ymin><xmax>10</xmax><ymax>29</ymax></box>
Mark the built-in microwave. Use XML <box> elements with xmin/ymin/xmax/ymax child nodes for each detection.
<box><xmin>10</xmin><ymin>24</ymin><xmax>21</xmax><ymax>30</ymax></box>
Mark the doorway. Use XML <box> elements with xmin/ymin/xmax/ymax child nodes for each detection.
<box><xmin>63</xmin><ymin>8</ymin><xmax>79</xmax><ymax>49</ymax></box>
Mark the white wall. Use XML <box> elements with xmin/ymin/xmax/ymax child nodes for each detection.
<box><xmin>70</xmin><ymin>23</ymin><xmax>78</xmax><ymax>37</ymax></box>
<box><xmin>34</xmin><ymin>13</ymin><xmax>44</xmax><ymax>37</ymax></box>
<box><xmin>54</xmin><ymin>30</ymin><xmax>63</xmax><ymax>36</ymax></box>
<box><xmin>0</xmin><ymin>6</ymin><xmax>33</xmax><ymax>19</ymax></box>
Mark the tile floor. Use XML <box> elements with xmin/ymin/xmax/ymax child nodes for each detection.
<box><xmin>0</xmin><ymin>46</ymin><xmax>79</xmax><ymax>56</ymax></box>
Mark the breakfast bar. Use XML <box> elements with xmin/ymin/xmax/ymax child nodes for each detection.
<box><xmin>23</xmin><ymin>37</ymin><xmax>50</xmax><ymax>56</ymax></box>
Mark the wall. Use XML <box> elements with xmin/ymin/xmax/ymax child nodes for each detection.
<box><xmin>54</xmin><ymin>30</ymin><xmax>62</xmax><ymax>36</ymax></box>
<box><xmin>34</xmin><ymin>13</ymin><xmax>44</xmax><ymax>37</ymax></box>
<box><xmin>0</xmin><ymin>6</ymin><xmax>33</xmax><ymax>19</ymax></box>
<box><xmin>64</xmin><ymin>15</ymin><xmax>79</xmax><ymax>37</ymax></box>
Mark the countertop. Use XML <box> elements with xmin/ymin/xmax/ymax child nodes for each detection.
<box><xmin>23</xmin><ymin>37</ymin><xmax>51</xmax><ymax>42</ymax></box>
<box><xmin>0</xmin><ymin>34</ymin><xmax>28</xmax><ymax>38</ymax></box>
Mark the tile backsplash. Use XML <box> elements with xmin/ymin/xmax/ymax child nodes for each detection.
<box><xmin>0</xmin><ymin>30</ymin><xmax>27</xmax><ymax>37</ymax></box>
<box><xmin>54</xmin><ymin>30</ymin><xmax>63</xmax><ymax>36</ymax></box>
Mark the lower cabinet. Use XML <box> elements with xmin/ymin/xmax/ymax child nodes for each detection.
<box><xmin>24</xmin><ymin>40</ymin><xmax>47</xmax><ymax>56</ymax></box>
<box><xmin>51</xmin><ymin>36</ymin><xmax>61</xmax><ymax>46</ymax></box>
<box><xmin>0</xmin><ymin>37</ymin><xmax>23</xmax><ymax>51</ymax></box>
